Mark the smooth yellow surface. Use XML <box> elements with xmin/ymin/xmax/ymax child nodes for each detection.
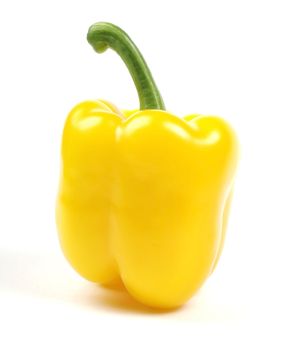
<box><xmin>56</xmin><ymin>99</ymin><xmax>238</xmax><ymax>309</ymax></box>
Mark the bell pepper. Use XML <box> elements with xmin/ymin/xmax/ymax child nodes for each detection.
<box><xmin>56</xmin><ymin>22</ymin><xmax>238</xmax><ymax>309</ymax></box>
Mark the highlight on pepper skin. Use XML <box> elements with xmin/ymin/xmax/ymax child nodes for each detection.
<box><xmin>56</xmin><ymin>22</ymin><xmax>239</xmax><ymax>309</ymax></box>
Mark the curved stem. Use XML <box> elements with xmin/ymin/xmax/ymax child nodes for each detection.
<box><xmin>87</xmin><ymin>22</ymin><xmax>165</xmax><ymax>110</ymax></box>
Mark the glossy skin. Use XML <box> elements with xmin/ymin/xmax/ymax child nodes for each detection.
<box><xmin>56</xmin><ymin>99</ymin><xmax>238</xmax><ymax>308</ymax></box>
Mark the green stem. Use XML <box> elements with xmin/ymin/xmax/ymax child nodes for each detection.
<box><xmin>87</xmin><ymin>22</ymin><xmax>165</xmax><ymax>110</ymax></box>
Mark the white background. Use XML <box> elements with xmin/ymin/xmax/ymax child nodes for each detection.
<box><xmin>1</xmin><ymin>0</ymin><xmax>281</xmax><ymax>348</ymax></box>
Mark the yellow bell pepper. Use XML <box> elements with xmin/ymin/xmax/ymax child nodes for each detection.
<box><xmin>56</xmin><ymin>22</ymin><xmax>239</xmax><ymax>309</ymax></box>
